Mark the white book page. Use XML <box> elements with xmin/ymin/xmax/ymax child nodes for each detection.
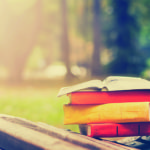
<box><xmin>57</xmin><ymin>76</ymin><xmax>150</xmax><ymax>97</ymax></box>
<box><xmin>57</xmin><ymin>80</ymin><xmax>103</xmax><ymax>97</ymax></box>
<box><xmin>103</xmin><ymin>76</ymin><xmax>150</xmax><ymax>91</ymax></box>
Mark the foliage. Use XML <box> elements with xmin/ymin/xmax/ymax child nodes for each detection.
<box><xmin>1</xmin><ymin>0</ymin><xmax>150</xmax><ymax>81</ymax></box>
<box><xmin>104</xmin><ymin>0</ymin><xmax>146</xmax><ymax>75</ymax></box>
<box><xmin>131</xmin><ymin>0</ymin><xmax>150</xmax><ymax>59</ymax></box>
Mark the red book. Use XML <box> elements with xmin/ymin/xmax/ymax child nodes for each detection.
<box><xmin>68</xmin><ymin>90</ymin><xmax>150</xmax><ymax>104</ymax></box>
<box><xmin>79</xmin><ymin>122</ymin><xmax>150</xmax><ymax>137</ymax></box>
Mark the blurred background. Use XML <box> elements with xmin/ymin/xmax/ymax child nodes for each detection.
<box><xmin>0</xmin><ymin>0</ymin><xmax>150</xmax><ymax>132</ymax></box>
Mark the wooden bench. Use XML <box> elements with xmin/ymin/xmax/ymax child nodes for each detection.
<box><xmin>0</xmin><ymin>114</ymin><xmax>144</xmax><ymax>150</ymax></box>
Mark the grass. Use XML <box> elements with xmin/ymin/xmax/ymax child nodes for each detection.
<box><xmin>0</xmin><ymin>85</ymin><xmax>79</xmax><ymax>132</ymax></box>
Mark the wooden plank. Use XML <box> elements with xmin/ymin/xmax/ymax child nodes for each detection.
<box><xmin>37</xmin><ymin>122</ymin><xmax>138</xmax><ymax>150</ymax></box>
<box><xmin>0</xmin><ymin>114</ymin><xmax>139</xmax><ymax>150</ymax></box>
<box><xmin>0</xmin><ymin>115</ymin><xmax>87</xmax><ymax>150</ymax></box>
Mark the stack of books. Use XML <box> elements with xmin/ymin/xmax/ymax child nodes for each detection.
<box><xmin>58</xmin><ymin>76</ymin><xmax>150</xmax><ymax>138</ymax></box>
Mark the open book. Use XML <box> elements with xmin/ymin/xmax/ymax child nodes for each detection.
<box><xmin>57</xmin><ymin>76</ymin><xmax>150</xmax><ymax>97</ymax></box>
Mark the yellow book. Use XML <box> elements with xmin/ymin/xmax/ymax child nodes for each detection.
<box><xmin>63</xmin><ymin>102</ymin><xmax>150</xmax><ymax>124</ymax></box>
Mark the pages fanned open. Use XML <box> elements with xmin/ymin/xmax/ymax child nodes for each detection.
<box><xmin>57</xmin><ymin>76</ymin><xmax>150</xmax><ymax>97</ymax></box>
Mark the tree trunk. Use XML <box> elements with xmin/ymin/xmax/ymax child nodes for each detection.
<box><xmin>2</xmin><ymin>0</ymin><xmax>42</xmax><ymax>83</ymax></box>
<box><xmin>61</xmin><ymin>0</ymin><xmax>74</xmax><ymax>80</ymax></box>
<box><xmin>91</xmin><ymin>0</ymin><xmax>102</xmax><ymax>76</ymax></box>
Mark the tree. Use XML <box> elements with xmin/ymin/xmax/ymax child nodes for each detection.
<box><xmin>76</xmin><ymin>0</ymin><xmax>93</xmax><ymax>70</ymax></box>
<box><xmin>60</xmin><ymin>0</ymin><xmax>74</xmax><ymax>80</ymax></box>
<box><xmin>0</xmin><ymin>0</ymin><xmax>41</xmax><ymax>83</ymax></box>
<box><xmin>107</xmin><ymin>0</ymin><xmax>145</xmax><ymax>75</ymax></box>
<box><xmin>91</xmin><ymin>0</ymin><xmax>103</xmax><ymax>76</ymax></box>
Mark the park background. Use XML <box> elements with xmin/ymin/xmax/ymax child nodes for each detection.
<box><xmin>0</xmin><ymin>0</ymin><xmax>150</xmax><ymax>132</ymax></box>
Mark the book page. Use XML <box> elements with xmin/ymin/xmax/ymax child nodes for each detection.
<box><xmin>57</xmin><ymin>80</ymin><xmax>103</xmax><ymax>97</ymax></box>
<box><xmin>103</xmin><ymin>76</ymin><xmax>150</xmax><ymax>91</ymax></box>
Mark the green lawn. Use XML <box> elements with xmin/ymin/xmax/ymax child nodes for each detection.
<box><xmin>0</xmin><ymin>85</ymin><xmax>79</xmax><ymax>132</ymax></box>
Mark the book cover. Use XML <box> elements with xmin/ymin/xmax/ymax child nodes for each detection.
<box><xmin>68</xmin><ymin>90</ymin><xmax>150</xmax><ymax>104</ymax></box>
<box><xmin>79</xmin><ymin>122</ymin><xmax>150</xmax><ymax>137</ymax></box>
<box><xmin>58</xmin><ymin>76</ymin><xmax>150</xmax><ymax>97</ymax></box>
<box><xmin>63</xmin><ymin>102</ymin><xmax>150</xmax><ymax>124</ymax></box>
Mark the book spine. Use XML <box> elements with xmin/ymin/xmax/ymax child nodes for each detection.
<box><xmin>70</xmin><ymin>91</ymin><xmax>150</xmax><ymax>104</ymax></box>
<box><xmin>63</xmin><ymin>102</ymin><xmax>150</xmax><ymax>124</ymax></box>
<box><xmin>89</xmin><ymin>124</ymin><xmax>117</xmax><ymax>137</ymax></box>
<box><xmin>88</xmin><ymin>122</ymin><xmax>150</xmax><ymax>137</ymax></box>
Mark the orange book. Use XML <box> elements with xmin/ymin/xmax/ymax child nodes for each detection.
<box><xmin>63</xmin><ymin>102</ymin><xmax>150</xmax><ymax>124</ymax></box>
<box><xmin>68</xmin><ymin>90</ymin><xmax>150</xmax><ymax>104</ymax></box>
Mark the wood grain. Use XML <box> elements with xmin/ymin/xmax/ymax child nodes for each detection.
<box><xmin>0</xmin><ymin>114</ymin><xmax>138</xmax><ymax>150</ymax></box>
